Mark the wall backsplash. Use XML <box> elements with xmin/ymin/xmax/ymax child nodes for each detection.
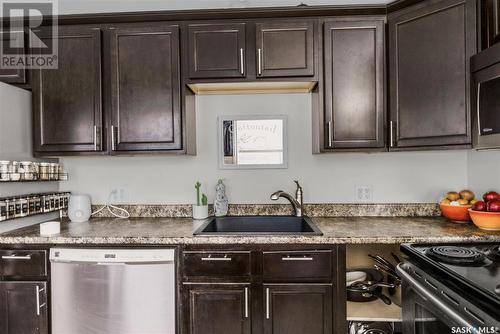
<box><xmin>59</xmin><ymin>94</ymin><xmax>489</xmax><ymax>205</ymax></box>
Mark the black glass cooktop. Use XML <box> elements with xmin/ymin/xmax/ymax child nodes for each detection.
<box><xmin>402</xmin><ymin>243</ymin><xmax>500</xmax><ymax>302</ymax></box>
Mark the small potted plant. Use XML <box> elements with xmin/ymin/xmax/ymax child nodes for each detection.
<box><xmin>193</xmin><ymin>181</ymin><xmax>209</xmax><ymax>220</ymax></box>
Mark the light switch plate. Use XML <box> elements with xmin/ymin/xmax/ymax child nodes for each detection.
<box><xmin>355</xmin><ymin>185</ymin><xmax>373</xmax><ymax>202</ymax></box>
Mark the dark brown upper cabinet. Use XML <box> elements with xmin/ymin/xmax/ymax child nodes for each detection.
<box><xmin>0</xmin><ymin>30</ymin><xmax>26</xmax><ymax>84</ymax></box>
<box><xmin>481</xmin><ymin>0</ymin><xmax>500</xmax><ymax>49</ymax></box>
<box><xmin>187</xmin><ymin>23</ymin><xmax>246</xmax><ymax>79</ymax></box>
<box><xmin>388</xmin><ymin>0</ymin><xmax>476</xmax><ymax>150</ymax></box>
<box><xmin>0</xmin><ymin>281</ymin><xmax>48</xmax><ymax>334</ymax></box>
<box><xmin>183</xmin><ymin>284</ymin><xmax>251</xmax><ymax>334</ymax></box>
<box><xmin>323</xmin><ymin>19</ymin><xmax>385</xmax><ymax>150</ymax></box>
<box><xmin>108</xmin><ymin>25</ymin><xmax>182</xmax><ymax>152</ymax></box>
<box><xmin>255</xmin><ymin>21</ymin><xmax>314</xmax><ymax>78</ymax></box>
<box><xmin>32</xmin><ymin>26</ymin><xmax>103</xmax><ymax>154</ymax></box>
<box><xmin>263</xmin><ymin>284</ymin><xmax>332</xmax><ymax>334</ymax></box>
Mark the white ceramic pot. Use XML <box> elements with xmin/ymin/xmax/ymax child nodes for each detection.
<box><xmin>68</xmin><ymin>194</ymin><xmax>92</xmax><ymax>223</ymax></box>
<box><xmin>192</xmin><ymin>205</ymin><xmax>209</xmax><ymax>220</ymax></box>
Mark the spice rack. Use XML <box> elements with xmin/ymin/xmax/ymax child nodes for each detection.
<box><xmin>0</xmin><ymin>160</ymin><xmax>68</xmax><ymax>182</ymax></box>
<box><xmin>0</xmin><ymin>192</ymin><xmax>71</xmax><ymax>222</ymax></box>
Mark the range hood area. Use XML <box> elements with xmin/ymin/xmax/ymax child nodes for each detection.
<box><xmin>187</xmin><ymin>81</ymin><xmax>318</xmax><ymax>95</ymax></box>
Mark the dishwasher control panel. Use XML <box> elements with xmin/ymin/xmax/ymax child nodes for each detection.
<box><xmin>50</xmin><ymin>248</ymin><xmax>175</xmax><ymax>263</ymax></box>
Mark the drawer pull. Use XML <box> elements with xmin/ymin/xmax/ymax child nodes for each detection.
<box><xmin>282</xmin><ymin>256</ymin><xmax>313</xmax><ymax>261</ymax></box>
<box><xmin>201</xmin><ymin>255</ymin><xmax>232</xmax><ymax>262</ymax></box>
<box><xmin>2</xmin><ymin>254</ymin><xmax>32</xmax><ymax>260</ymax></box>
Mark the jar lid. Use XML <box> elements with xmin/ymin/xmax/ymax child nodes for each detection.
<box><xmin>0</xmin><ymin>160</ymin><xmax>10</xmax><ymax>164</ymax></box>
<box><xmin>20</xmin><ymin>161</ymin><xmax>32</xmax><ymax>164</ymax></box>
<box><xmin>40</xmin><ymin>162</ymin><xmax>50</xmax><ymax>166</ymax></box>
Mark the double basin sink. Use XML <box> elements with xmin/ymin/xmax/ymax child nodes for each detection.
<box><xmin>193</xmin><ymin>216</ymin><xmax>323</xmax><ymax>236</ymax></box>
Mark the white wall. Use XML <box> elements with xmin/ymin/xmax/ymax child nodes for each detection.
<box><xmin>57</xmin><ymin>0</ymin><xmax>391</xmax><ymax>15</ymax></box>
<box><xmin>61</xmin><ymin>94</ymin><xmax>472</xmax><ymax>205</ymax></box>
<box><xmin>467</xmin><ymin>150</ymin><xmax>500</xmax><ymax>197</ymax></box>
<box><xmin>0</xmin><ymin>82</ymin><xmax>60</xmax><ymax>233</ymax></box>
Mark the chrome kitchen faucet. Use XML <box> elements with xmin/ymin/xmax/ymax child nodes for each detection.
<box><xmin>270</xmin><ymin>180</ymin><xmax>303</xmax><ymax>217</ymax></box>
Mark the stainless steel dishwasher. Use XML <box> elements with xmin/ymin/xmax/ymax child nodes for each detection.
<box><xmin>50</xmin><ymin>248</ymin><xmax>176</xmax><ymax>334</ymax></box>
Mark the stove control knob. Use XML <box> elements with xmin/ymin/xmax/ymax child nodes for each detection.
<box><xmin>495</xmin><ymin>284</ymin><xmax>500</xmax><ymax>296</ymax></box>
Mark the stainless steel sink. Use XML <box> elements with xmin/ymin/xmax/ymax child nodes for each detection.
<box><xmin>193</xmin><ymin>216</ymin><xmax>323</xmax><ymax>236</ymax></box>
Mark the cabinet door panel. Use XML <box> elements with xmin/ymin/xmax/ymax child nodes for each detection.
<box><xmin>188</xmin><ymin>23</ymin><xmax>246</xmax><ymax>79</ymax></box>
<box><xmin>263</xmin><ymin>284</ymin><xmax>332</xmax><ymax>334</ymax></box>
<box><xmin>32</xmin><ymin>27</ymin><xmax>102</xmax><ymax>153</ymax></box>
<box><xmin>324</xmin><ymin>19</ymin><xmax>385</xmax><ymax>149</ymax></box>
<box><xmin>0</xmin><ymin>281</ymin><xmax>48</xmax><ymax>334</ymax></box>
<box><xmin>256</xmin><ymin>21</ymin><xmax>314</xmax><ymax>77</ymax></box>
<box><xmin>0</xmin><ymin>30</ymin><xmax>26</xmax><ymax>84</ymax></box>
<box><xmin>183</xmin><ymin>284</ymin><xmax>251</xmax><ymax>334</ymax></box>
<box><xmin>389</xmin><ymin>0</ymin><xmax>476</xmax><ymax>148</ymax></box>
<box><xmin>109</xmin><ymin>25</ymin><xmax>182</xmax><ymax>152</ymax></box>
<box><xmin>481</xmin><ymin>0</ymin><xmax>500</xmax><ymax>49</ymax></box>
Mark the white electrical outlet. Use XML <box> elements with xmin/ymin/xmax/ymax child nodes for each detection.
<box><xmin>109</xmin><ymin>187</ymin><xmax>128</xmax><ymax>204</ymax></box>
<box><xmin>355</xmin><ymin>185</ymin><xmax>373</xmax><ymax>202</ymax></box>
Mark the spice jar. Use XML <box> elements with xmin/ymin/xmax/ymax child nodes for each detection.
<box><xmin>0</xmin><ymin>161</ymin><xmax>10</xmax><ymax>181</ymax></box>
<box><xmin>19</xmin><ymin>197</ymin><xmax>28</xmax><ymax>217</ymax></box>
<box><xmin>0</xmin><ymin>199</ymin><xmax>6</xmax><ymax>221</ymax></box>
<box><xmin>39</xmin><ymin>163</ymin><xmax>50</xmax><ymax>181</ymax></box>
<box><xmin>49</xmin><ymin>163</ymin><xmax>59</xmax><ymax>180</ymax></box>
<box><xmin>6</xmin><ymin>199</ymin><xmax>15</xmax><ymax>219</ymax></box>
<box><xmin>9</xmin><ymin>161</ymin><xmax>20</xmax><ymax>181</ymax></box>
<box><xmin>32</xmin><ymin>162</ymin><xmax>40</xmax><ymax>180</ymax></box>
<box><xmin>20</xmin><ymin>161</ymin><xmax>34</xmax><ymax>181</ymax></box>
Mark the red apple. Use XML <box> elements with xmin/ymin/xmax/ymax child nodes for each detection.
<box><xmin>472</xmin><ymin>200</ymin><xmax>487</xmax><ymax>211</ymax></box>
<box><xmin>487</xmin><ymin>200</ymin><xmax>500</xmax><ymax>212</ymax></box>
<box><xmin>483</xmin><ymin>191</ymin><xmax>500</xmax><ymax>202</ymax></box>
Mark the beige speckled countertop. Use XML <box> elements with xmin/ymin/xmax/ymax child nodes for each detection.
<box><xmin>1</xmin><ymin>216</ymin><xmax>500</xmax><ymax>245</ymax></box>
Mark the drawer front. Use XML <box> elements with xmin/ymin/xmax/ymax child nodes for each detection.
<box><xmin>0</xmin><ymin>250</ymin><xmax>47</xmax><ymax>278</ymax></box>
<box><xmin>263</xmin><ymin>250</ymin><xmax>332</xmax><ymax>281</ymax></box>
<box><xmin>183</xmin><ymin>251</ymin><xmax>251</xmax><ymax>278</ymax></box>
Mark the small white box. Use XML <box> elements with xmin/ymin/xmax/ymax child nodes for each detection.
<box><xmin>40</xmin><ymin>221</ymin><xmax>60</xmax><ymax>236</ymax></box>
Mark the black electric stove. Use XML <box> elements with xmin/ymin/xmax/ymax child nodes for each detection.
<box><xmin>399</xmin><ymin>243</ymin><xmax>500</xmax><ymax>334</ymax></box>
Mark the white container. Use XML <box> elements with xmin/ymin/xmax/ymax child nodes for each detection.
<box><xmin>192</xmin><ymin>205</ymin><xmax>209</xmax><ymax>220</ymax></box>
<box><xmin>68</xmin><ymin>194</ymin><xmax>92</xmax><ymax>223</ymax></box>
<box><xmin>40</xmin><ymin>221</ymin><xmax>60</xmax><ymax>236</ymax></box>
<box><xmin>0</xmin><ymin>161</ymin><xmax>10</xmax><ymax>181</ymax></box>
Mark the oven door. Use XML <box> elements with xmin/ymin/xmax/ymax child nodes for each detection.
<box><xmin>398</xmin><ymin>264</ymin><xmax>483</xmax><ymax>334</ymax></box>
<box><xmin>472</xmin><ymin>61</ymin><xmax>500</xmax><ymax>150</ymax></box>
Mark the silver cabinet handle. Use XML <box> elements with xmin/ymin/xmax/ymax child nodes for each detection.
<box><xmin>2</xmin><ymin>254</ymin><xmax>31</xmax><ymax>260</ymax></box>
<box><xmin>282</xmin><ymin>256</ymin><xmax>313</xmax><ymax>261</ymax></box>
<box><xmin>201</xmin><ymin>256</ymin><xmax>232</xmax><ymax>261</ymax></box>
<box><xmin>240</xmin><ymin>48</ymin><xmax>244</xmax><ymax>75</ymax></box>
<box><xmin>35</xmin><ymin>285</ymin><xmax>46</xmax><ymax>316</ymax></box>
<box><xmin>111</xmin><ymin>125</ymin><xmax>116</xmax><ymax>151</ymax></box>
<box><xmin>265</xmin><ymin>287</ymin><xmax>270</xmax><ymax>319</ymax></box>
<box><xmin>257</xmin><ymin>48</ymin><xmax>262</xmax><ymax>76</ymax></box>
<box><xmin>93</xmin><ymin>125</ymin><xmax>98</xmax><ymax>151</ymax></box>
<box><xmin>483</xmin><ymin>128</ymin><xmax>493</xmax><ymax>133</ymax></box>
<box><xmin>244</xmin><ymin>287</ymin><xmax>249</xmax><ymax>318</ymax></box>
<box><xmin>389</xmin><ymin>121</ymin><xmax>395</xmax><ymax>147</ymax></box>
<box><xmin>327</xmin><ymin>121</ymin><xmax>333</xmax><ymax>147</ymax></box>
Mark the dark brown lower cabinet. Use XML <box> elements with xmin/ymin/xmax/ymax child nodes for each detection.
<box><xmin>184</xmin><ymin>284</ymin><xmax>251</xmax><ymax>334</ymax></box>
<box><xmin>263</xmin><ymin>284</ymin><xmax>332</xmax><ymax>334</ymax></box>
<box><xmin>0</xmin><ymin>281</ymin><xmax>48</xmax><ymax>334</ymax></box>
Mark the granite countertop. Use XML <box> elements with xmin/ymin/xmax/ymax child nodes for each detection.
<box><xmin>1</xmin><ymin>216</ymin><xmax>500</xmax><ymax>245</ymax></box>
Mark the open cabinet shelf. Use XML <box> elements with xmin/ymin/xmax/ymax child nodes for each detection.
<box><xmin>347</xmin><ymin>299</ymin><xmax>402</xmax><ymax>322</ymax></box>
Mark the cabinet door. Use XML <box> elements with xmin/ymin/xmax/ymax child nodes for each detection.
<box><xmin>481</xmin><ymin>0</ymin><xmax>500</xmax><ymax>49</ymax></box>
<box><xmin>0</xmin><ymin>281</ymin><xmax>48</xmax><ymax>334</ymax></box>
<box><xmin>183</xmin><ymin>284</ymin><xmax>251</xmax><ymax>334</ymax></box>
<box><xmin>32</xmin><ymin>26</ymin><xmax>102</xmax><ymax>154</ymax></box>
<box><xmin>188</xmin><ymin>23</ymin><xmax>246</xmax><ymax>79</ymax></box>
<box><xmin>389</xmin><ymin>0</ymin><xmax>476</xmax><ymax>149</ymax></box>
<box><xmin>324</xmin><ymin>19</ymin><xmax>385</xmax><ymax>149</ymax></box>
<box><xmin>255</xmin><ymin>21</ymin><xmax>314</xmax><ymax>77</ymax></box>
<box><xmin>263</xmin><ymin>284</ymin><xmax>332</xmax><ymax>334</ymax></box>
<box><xmin>108</xmin><ymin>25</ymin><xmax>182</xmax><ymax>152</ymax></box>
<box><xmin>0</xmin><ymin>30</ymin><xmax>26</xmax><ymax>84</ymax></box>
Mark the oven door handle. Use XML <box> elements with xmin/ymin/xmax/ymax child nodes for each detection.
<box><xmin>397</xmin><ymin>264</ymin><xmax>481</xmax><ymax>334</ymax></box>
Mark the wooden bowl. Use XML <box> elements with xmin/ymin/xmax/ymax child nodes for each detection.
<box><xmin>440</xmin><ymin>203</ymin><xmax>472</xmax><ymax>223</ymax></box>
<box><xmin>468</xmin><ymin>209</ymin><xmax>500</xmax><ymax>231</ymax></box>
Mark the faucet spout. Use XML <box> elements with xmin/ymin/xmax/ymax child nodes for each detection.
<box><xmin>270</xmin><ymin>190</ymin><xmax>303</xmax><ymax>217</ymax></box>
